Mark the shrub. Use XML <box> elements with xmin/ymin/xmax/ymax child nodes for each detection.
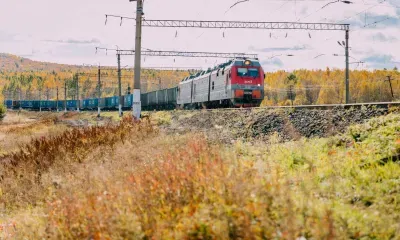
<box><xmin>0</xmin><ymin>103</ymin><xmax>6</xmax><ymax>121</ymax></box>
<box><xmin>0</xmin><ymin>116</ymin><xmax>155</xmax><ymax>210</ymax></box>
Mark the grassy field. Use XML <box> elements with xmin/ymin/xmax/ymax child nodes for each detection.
<box><xmin>0</xmin><ymin>110</ymin><xmax>399</xmax><ymax>239</ymax></box>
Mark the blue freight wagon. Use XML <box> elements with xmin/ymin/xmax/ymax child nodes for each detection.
<box><xmin>56</xmin><ymin>101</ymin><xmax>65</xmax><ymax>110</ymax></box>
<box><xmin>5</xmin><ymin>100</ymin><xmax>13</xmax><ymax>109</ymax></box>
<box><xmin>82</xmin><ymin>98</ymin><xmax>98</xmax><ymax>109</ymax></box>
<box><xmin>39</xmin><ymin>100</ymin><xmax>56</xmax><ymax>109</ymax></box>
<box><xmin>103</xmin><ymin>96</ymin><xmax>118</xmax><ymax>109</ymax></box>
<box><xmin>20</xmin><ymin>100</ymin><xmax>34</xmax><ymax>109</ymax></box>
<box><xmin>67</xmin><ymin>100</ymin><xmax>77</xmax><ymax>109</ymax></box>
<box><xmin>12</xmin><ymin>101</ymin><xmax>20</xmax><ymax>109</ymax></box>
<box><xmin>123</xmin><ymin>94</ymin><xmax>133</xmax><ymax>109</ymax></box>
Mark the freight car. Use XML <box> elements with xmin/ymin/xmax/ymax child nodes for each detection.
<box><xmin>141</xmin><ymin>87</ymin><xmax>177</xmax><ymax>110</ymax></box>
<box><xmin>4</xmin><ymin>58</ymin><xmax>265</xmax><ymax>111</ymax></box>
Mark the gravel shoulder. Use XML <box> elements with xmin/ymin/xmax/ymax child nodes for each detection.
<box><xmin>150</xmin><ymin>106</ymin><xmax>398</xmax><ymax>143</ymax></box>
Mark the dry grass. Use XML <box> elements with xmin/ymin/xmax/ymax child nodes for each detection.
<box><xmin>0</xmin><ymin>112</ymin><xmax>399</xmax><ymax>239</ymax></box>
<box><xmin>0</xmin><ymin>112</ymin><xmax>69</xmax><ymax>155</ymax></box>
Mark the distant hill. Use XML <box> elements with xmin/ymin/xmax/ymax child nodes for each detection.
<box><xmin>0</xmin><ymin>53</ymin><xmax>190</xmax><ymax>99</ymax></box>
<box><xmin>0</xmin><ymin>53</ymin><xmax>90</xmax><ymax>72</ymax></box>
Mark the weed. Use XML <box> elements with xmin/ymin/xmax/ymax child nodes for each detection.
<box><xmin>0</xmin><ymin>104</ymin><xmax>6</xmax><ymax>121</ymax></box>
<box><xmin>0</xmin><ymin>116</ymin><xmax>154</xmax><ymax>210</ymax></box>
<box><xmin>1</xmin><ymin>113</ymin><xmax>400</xmax><ymax>239</ymax></box>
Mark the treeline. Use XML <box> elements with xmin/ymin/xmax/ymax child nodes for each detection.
<box><xmin>263</xmin><ymin>67</ymin><xmax>400</xmax><ymax>106</ymax></box>
<box><xmin>1</xmin><ymin>69</ymin><xmax>189</xmax><ymax>101</ymax></box>
<box><xmin>2</xmin><ymin>66</ymin><xmax>399</xmax><ymax>105</ymax></box>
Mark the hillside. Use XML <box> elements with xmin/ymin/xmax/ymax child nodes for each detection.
<box><xmin>1</xmin><ymin>53</ymin><xmax>399</xmax><ymax>104</ymax></box>
<box><xmin>0</xmin><ymin>53</ymin><xmax>85</xmax><ymax>72</ymax></box>
<box><xmin>0</xmin><ymin>53</ymin><xmax>190</xmax><ymax>99</ymax></box>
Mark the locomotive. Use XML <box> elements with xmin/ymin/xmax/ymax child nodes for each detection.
<box><xmin>178</xmin><ymin>57</ymin><xmax>265</xmax><ymax>108</ymax></box>
<box><xmin>4</xmin><ymin>58</ymin><xmax>265</xmax><ymax>111</ymax></box>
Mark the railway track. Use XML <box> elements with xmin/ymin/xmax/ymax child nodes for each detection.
<box><xmin>201</xmin><ymin>101</ymin><xmax>400</xmax><ymax>111</ymax></box>
<box><xmin>6</xmin><ymin>101</ymin><xmax>400</xmax><ymax>113</ymax></box>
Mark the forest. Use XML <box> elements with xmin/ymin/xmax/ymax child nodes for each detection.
<box><xmin>1</xmin><ymin>53</ymin><xmax>399</xmax><ymax>105</ymax></box>
<box><xmin>0</xmin><ymin>68</ymin><xmax>189</xmax><ymax>101</ymax></box>
<box><xmin>263</xmin><ymin>67</ymin><xmax>400</xmax><ymax>106</ymax></box>
<box><xmin>0</xmin><ymin>53</ymin><xmax>190</xmax><ymax>102</ymax></box>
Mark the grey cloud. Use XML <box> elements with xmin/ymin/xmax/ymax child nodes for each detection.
<box><xmin>362</xmin><ymin>54</ymin><xmax>397</xmax><ymax>69</ymax></box>
<box><xmin>363</xmin><ymin>54</ymin><xmax>393</xmax><ymax>62</ymax></box>
<box><xmin>347</xmin><ymin>14</ymin><xmax>400</xmax><ymax>29</ymax></box>
<box><xmin>43</xmin><ymin>38</ymin><xmax>101</xmax><ymax>44</ymax></box>
<box><xmin>369</xmin><ymin>32</ymin><xmax>397</xmax><ymax>42</ymax></box>
<box><xmin>261</xmin><ymin>58</ymin><xmax>284</xmax><ymax>67</ymax></box>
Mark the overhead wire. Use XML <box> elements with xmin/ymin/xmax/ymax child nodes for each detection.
<box><xmin>336</xmin><ymin>0</ymin><xmax>387</xmax><ymax>23</ymax></box>
<box><xmin>225</xmin><ymin>0</ymin><xmax>250</xmax><ymax>13</ymax></box>
<box><xmin>102</xmin><ymin>0</ymin><xmax>396</xmax><ymax>72</ymax></box>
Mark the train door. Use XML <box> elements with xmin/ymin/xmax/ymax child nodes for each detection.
<box><xmin>225</xmin><ymin>69</ymin><xmax>229</xmax><ymax>95</ymax></box>
<box><xmin>193</xmin><ymin>84</ymin><xmax>196</xmax><ymax>101</ymax></box>
<box><xmin>208</xmin><ymin>74</ymin><xmax>211</xmax><ymax>102</ymax></box>
<box><xmin>177</xmin><ymin>86</ymin><xmax>180</xmax><ymax>103</ymax></box>
<box><xmin>190</xmin><ymin>80</ymin><xmax>194</xmax><ymax>104</ymax></box>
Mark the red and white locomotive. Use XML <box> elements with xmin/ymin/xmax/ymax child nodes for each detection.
<box><xmin>177</xmin><ymin>58</ymin><xmax>265</xmax><ymax>108</ymax></box>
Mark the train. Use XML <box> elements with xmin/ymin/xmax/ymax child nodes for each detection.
<box><xmin>4</xmin><ymin>58</ymin><xmax>265</xmax><ymax>111</ymax></box>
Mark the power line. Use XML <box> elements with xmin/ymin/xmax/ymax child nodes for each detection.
<box><xmin>225</xmin><ymin>0</ymin><xmax>250</xmax><ymax>13</ymax></box>
<box><xmin>297</xmin><ymin>0</ymin><xmax>353</xmax><ymax>22</ymax></box>
<box><xmin>336</xmin><ymin>0</ymin><xmax>387</xmax><ymax>24</ymax></box>
<box><xmin>96</xmin><ymin>47</ymin><xmax>258</xmax><ymax>58</ymax></box>
<box><xmin>104</xmin><ymin>15</ymin><xmax>350</xmax><ymax>30</ymax></box>
<box><xmin>321</xmin><ymin>0</ymin><xmax>388</xmax><ymax>42</ymax></box>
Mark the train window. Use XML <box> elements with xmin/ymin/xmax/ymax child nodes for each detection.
<box><xmin>248</xmin><ymin>68</ymin><xmax>259</xmax><ymax>77</ymax></box>
<box><xmin>234</xmin><ymin>61</ymin><xmax>243</xmax><ymax>66</ymax></box>
<box><xmin>216</xmin><ymin>70</ymin><xmax>219</xmax><ymax>77</ymax></box>
<box><xmin>222</xmin><ymin>68</ymin><xmax>225</xmax><ymax>75</ymax></box>
<box><xmin>212</xmin><ymin>82</ymin><xmax>215</xmax><ymax>90</ymax></box>
<box><xmin>237</xmin><ymin>68</ymin><xmax>259</xmax><ymax>77</ymax></box>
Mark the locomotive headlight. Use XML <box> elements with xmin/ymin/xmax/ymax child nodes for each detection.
<box><xmin>244</xmin><ymin>60</ymin><xmax>251</xmax><ymax>66</ymax></box>
<box><xmin>258</xmin><ymin>84</ymin><xmax>261</xmax><ymax>87</ymax></box>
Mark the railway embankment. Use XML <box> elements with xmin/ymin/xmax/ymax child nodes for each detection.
<box><xmin>152</xmin><ymin>105</ymin><xmax>399</xmax><ymax>142</ymax></box>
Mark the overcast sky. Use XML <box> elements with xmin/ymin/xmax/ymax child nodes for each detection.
<box><xmin>0</xmin><ymin>0</ymin><xmax>399</xmax><ymax>71</ymax></box>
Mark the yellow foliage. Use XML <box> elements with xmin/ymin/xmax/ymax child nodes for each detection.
<box><xmin>264</xmin><ymin>69</ymin><xmax>400</xmax><ymax>105</ymax></box>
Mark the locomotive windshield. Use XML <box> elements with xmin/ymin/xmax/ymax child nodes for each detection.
<box><xmin>237</xmin><ymin>68</ymin><xmax>259</xmax><ymax>77</ymax></box>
